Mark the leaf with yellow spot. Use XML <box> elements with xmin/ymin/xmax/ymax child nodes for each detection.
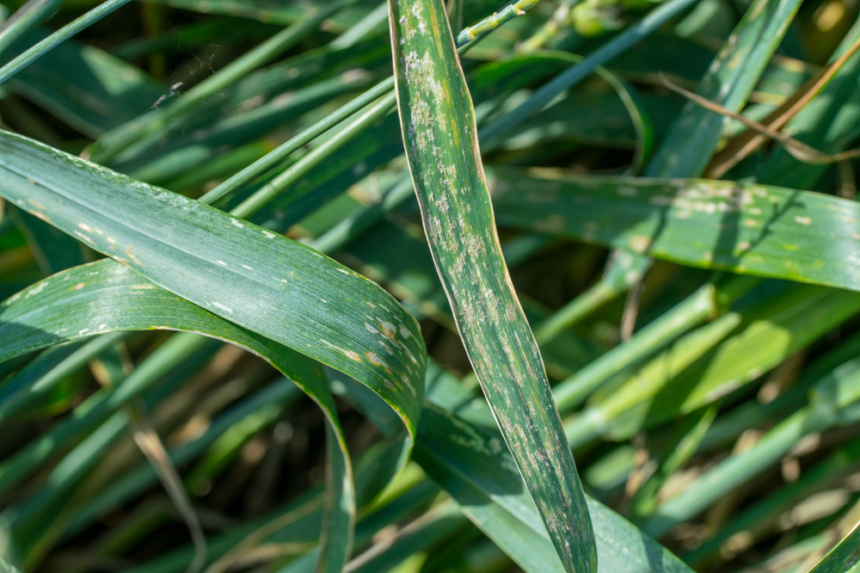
<box><xmin>0</xmin><ymin>129</ymin><xmax>428</xmax><ymax>572</ymax></box>
<box><xmin>0</xmin><ymin>263</ymin><xmax>354</xmax><ymax>571</ymax></box>
<box><xmin>388</xmin><ymin>1</ymin><xmax>597</xmax><ymax>571</ymax></box>
<box><xmin>491</xmin><ymin>171</ymin><xmax>860</xmax><ymax>292</ymax></box>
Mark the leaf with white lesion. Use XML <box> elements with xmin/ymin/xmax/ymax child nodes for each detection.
<box><xmin>387</xmin><ymin>0</ymin><xmax>597</xmax><ymax>570</ymax></box>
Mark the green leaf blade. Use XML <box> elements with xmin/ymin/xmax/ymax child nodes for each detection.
<box><xmin>415</xmin><ymin>404</ymin><xmax>696</xmax><ymax>573</ymax></box>
<box><xmin>807</xmin><ymin>521</ymin><xmax>860</xmax><ymax>573</ymax></box>
<box><xmin>388</xmin><ymin>1</ymin><xmax>597</xmax><ymax>571</ymax></box>
<box><xmin>491</xmin><ymin>172</ymin><xmax>860</xmax><ymax>291</ymax></box>
<box><xmin>0</xmin><ymin>262</ymin><xmax>355</xmax><ymax>571</ymax></box>
<box><xmin>645</xmin><ymin>0</ymin><xmax>804</xmax><ymax>178</ymax></box>
<box><xmin>0</xmin><ymin>130</ymin><xmax>426</xmax><ymax>438</ymax></box>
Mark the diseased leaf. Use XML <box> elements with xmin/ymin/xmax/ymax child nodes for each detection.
<box><xmin>644</xmin><ymin>0</ymin><xmax>804</xmax><ymax>178</ymax></box>
<box><xmin>0</xmin><ymin>131</ymin><xmax>425</xmax><ymax>436</ymax></box>
<box><xmin>414</xmin><ymin>404</ymin><xmax>696</xmax><ymax>573</ymax></box>
<box><xmin>332</xmin><ymin>360</ymin><xmax>694</xmax><ymax>573</ymax></box>
<box><xmin>5</xmin><ymin>0</ymin><xmax>860</xmax><ymax>570</ymax></box>
<box><xmin>491</xmin><ymin>172</ymin><xmax>860</xmax><ymax>291</ymax></box>
<box><xmin>388</xmin><ymin>1</ymin><xmax>596</xmax><ymax>571</ymax></box>
<box><xmin>754</xmin><ymin>23</ymin><xmax>860</xmax><ymax>188</ymax></box>
<box><xmin>0</xmin><ymin>129</ymin><xmax>426</xmax><ymax>569</ymax></box>
<box><xmin>0</xmin><ymin>263</ymin><xmax>354</xmax><ymax>571</ymax></box>
<box><xmin>12</xmin><ymin>206</ymin><xmax>86</xmax><ymax>275</ymax></box>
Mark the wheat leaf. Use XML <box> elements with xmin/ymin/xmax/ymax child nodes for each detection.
<box><xmin>388</xmin><ymin>1</ymin><xmax>596</xmax><ymax>570</ymax></box>
<box><xmin>415</xmin><ymin>403</ymin><xmax>697</xmax><ymax>573</ymax></box>
<box><xmin>0</xmin><ymin>131</ymin><xmax>426</xmax><ymax>435</ymax></box>
<box><xmin>0</xmin><ymin>263</ymin><xmax>354</xmax><ymax>571</ymax></box>
<box><xmin>491</xmin><ymin>172</ymin><xmax>860</xmax><ymax>291</ymax></box>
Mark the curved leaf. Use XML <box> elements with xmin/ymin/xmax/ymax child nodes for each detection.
<box><xmin>0</xmin><ymin>128</ymin><xmax>425</xmax><ymax>571</ymax></box>
<box><xmin>388</xmin><ymin>1</ymin><xmax>596</xmax><ymax>571</ymax></box>
<box><xmin>0</xmin><ymin>130</ymin><xmax>426</xmax><ymax>440</ymax></box>
<box><xmin>0</xmin><ymin>262</ymin><xmax>354</xmax><ymax>571</ymax></box>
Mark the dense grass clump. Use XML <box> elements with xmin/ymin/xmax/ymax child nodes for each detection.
<box><xmin>1</xmin><ymin>0</ymin><xmax>860</xmax><ymax>572</ymax></box>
